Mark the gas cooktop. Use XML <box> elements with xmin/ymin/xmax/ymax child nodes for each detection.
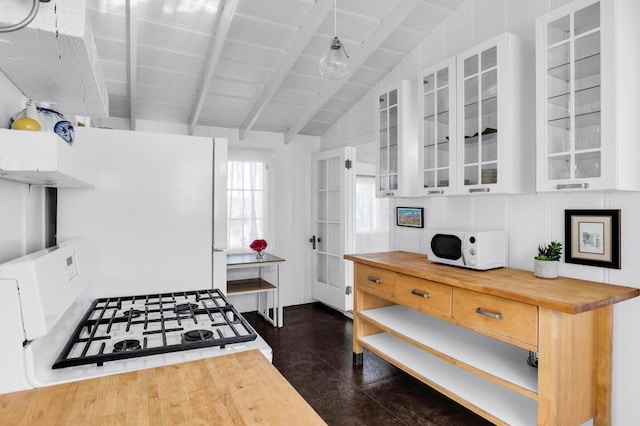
<box><xmin>53</xmin><ymin>289</ymin><xmax>257</xmax><ymax>369</ymax></box>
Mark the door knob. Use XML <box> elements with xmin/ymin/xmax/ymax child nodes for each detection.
<box><xmin>309</xmin><ymin>235</ymin><xmax>321</xmax><ymax>250</ymax></box>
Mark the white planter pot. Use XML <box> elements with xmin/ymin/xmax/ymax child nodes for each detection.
<box><xmin>534</xmin><ymin>259</ymin><xmax>559</xmax><ymax>279</ymax></box>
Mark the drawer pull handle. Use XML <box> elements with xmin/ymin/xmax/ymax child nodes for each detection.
<box><xmin>367</xmin><ymin>276</ymin><xmax>382</xmax><ymax>284</ymax></box>
<box><xmin>556</xmin><ymin>183</ymin><xmax>589</xmax><ymax>190</ymax></box>
<box><xmin>469</xmin><ymin>187</ymin><xmax>490</xmax><ymax>193</ymax></box>
<box><xmin>475</xmin><ymin>307</ymin><xmax>504</xmax><ymax>319</ymax></box>
<box><xmin>411</xmin><ymin>289</ymin><xmax>430</xmax><ymax>298</ymax></box>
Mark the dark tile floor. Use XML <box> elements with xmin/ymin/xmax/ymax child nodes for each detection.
<box><xmin>243</xmin><ymin>303</ymin><xmax>494</xmax><ymax>426</ymax></box>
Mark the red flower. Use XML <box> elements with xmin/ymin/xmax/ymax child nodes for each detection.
<box><xmin>250</xmin><ymin>239</ymin><xmax>267</xmax><ymax>253</ymax></box>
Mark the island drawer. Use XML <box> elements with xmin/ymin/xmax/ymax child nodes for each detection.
<box><xmin>394</xmin><ymin>275</ymin><xmax>452</xmax><ymax>318</ymax></box>
<box><xmin>355</xmin><ymin>264</ymin><xmax>396</xmax><ymax>296</ymax></box>
<box><xmin>452</xmin><ymin>288</ymin><xmax>538</xmax><ymax>348</ymax></box>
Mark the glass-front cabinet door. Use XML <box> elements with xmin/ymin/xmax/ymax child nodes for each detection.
<box><xmin>376</xmin><ymin>80</ymin><xmax>418</xmax><ymax>198</ymax></box>
<box><xmin>460</xmin><ymin>46</ymin><xmax>498</xmax><ymax>192</ymax></box>
<box><xmin>542</xmin><ymin>1</ymin><xmax>601</xmax><ymax>188</ymax></box>
<box><xmin>378</xmin><ymin>89</ymin><xmax>398</xmax><ymax>195</ymax></box>
<box><xmin>456</xmin><ymin>32</ymin><xmax>535</xmax><ymax>195</ymax></box>
<box><xmin>536</xmin><ymin>0</ymin><xmax>640</xmax><ymax>191</ymax></box>
<box><xmin>419</xmin><ymin>58</ymin><xmax>456</xmax><ymax>195</ymax></box>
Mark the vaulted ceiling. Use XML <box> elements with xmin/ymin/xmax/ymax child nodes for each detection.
<box><xmin>87</xmin><ymin>0</ymin><xmax>463</xmax><ymax>141</ymax></box>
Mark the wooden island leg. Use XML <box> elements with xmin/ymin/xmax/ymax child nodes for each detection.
<box><xmin>594</xmin><ymin>305</ymin><xmax>613</xmax><ymax>426</ymax></box>
<box><xmin>538</xmin><ymin>307</ymin><xmax>598</xmax><ymax>425</ymax></box>
<box><xmin>353</xmin><ymin>286</ymin><xmax>364</xmax><ymax>366</ymax></box>
<box><xmin>352</xmin><ymin>288</ymin><xmax>396</xmax><ymax>366</ymax></box>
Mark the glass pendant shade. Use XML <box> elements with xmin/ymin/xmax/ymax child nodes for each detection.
<box><xmin>318</xmin><ymin>36</ymin><xmax>349</xmax><ymax>79</ymax></box>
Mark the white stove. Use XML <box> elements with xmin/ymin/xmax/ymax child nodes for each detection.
<box><xmin>0</xmin><ymin>239</ymin><xmax>272</xmax><ymax>395</ymax></box>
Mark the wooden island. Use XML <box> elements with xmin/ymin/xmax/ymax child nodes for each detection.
<box><xmin>0</xmin><ymin>350</ymin><xmax>325</xmax><ymax>425</ymax></box>
<box><xmin>345</xmin><ymin>251</ymin><xmax>640</xmax><ymax>426</ymax></box>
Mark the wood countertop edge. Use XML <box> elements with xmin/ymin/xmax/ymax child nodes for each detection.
<box><xmin>345</xmin><ymin>251</ymin><xmax>640</xmax><ymax>314</ymax></box>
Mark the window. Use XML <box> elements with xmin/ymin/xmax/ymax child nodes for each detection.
<box><xmin>356</xmin><ymin>175</ymin><xmax>388</xmax><ymax>231</ymax></box>
<box><xmin>227</xmin><ymin>159</ymin><xmax>268</xmax><ymax>252</ymax></box>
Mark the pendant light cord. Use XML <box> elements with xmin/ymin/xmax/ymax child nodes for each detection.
<box><xmin>332</xmin><ymin>0</ymin><xmax>348</xmax><ymax>58</ymax></box>
<box><xmin>333</xmin><ymin>0</ymin><xmax>337</xmax><ymax>36</ymax></box>
<box><xmin>0</xmin><ymin>0</ymin><xmax>41</xmax><ymax>33</ymax></box>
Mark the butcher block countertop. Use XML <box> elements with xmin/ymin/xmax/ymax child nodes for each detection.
<box><xmin>0</xmin><ymin>350</ymin><xmax>326</xmax><ymax>426</ymax></box>
<box><xmin>345</xmin><ymin>251</ymin><xmax>640</xmax><ymax>314</ymax></box>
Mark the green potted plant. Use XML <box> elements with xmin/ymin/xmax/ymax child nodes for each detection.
<box><xmin>534</xmin><ymin>241</ymin><xmax>563</xmax><ymax>279</ymax></box>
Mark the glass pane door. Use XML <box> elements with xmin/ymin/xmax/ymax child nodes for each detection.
<box><xmin>378</xmin><ymin>89</ymin><xmax>399</xmax><ymax>192</ymax></box>
<box><xmin>388</xmin><ymin>90</ymin><xmax>398</xmax><ymax>190</ymax></box>
<box><xmin>378</xmin><ymin>94</ymin><xmax>388</xmax><ymax>191</ymax></box>
<box><xmin>311</xmin><ymin>147</ymin><xmax>354</xmax><ymax>311</ymax></box>
<box><xmin>462</xmin><ymin>46</ymin><xmax>499</xmax><ymax>187</ymax></box>
<box><xmin>546</xmin><ymin>1</ymin><xmax>601</xmax><ymax>181</ymax></box>
<box><xmin>422</xmin><ymin>65</ymin><xmax>452</xmax><ymax>190</ymax></box>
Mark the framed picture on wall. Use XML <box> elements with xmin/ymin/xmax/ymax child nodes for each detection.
<box><xmin>564</xmin><ymin>209</ymin><xmax>621</xmax><ymax>269</ymax></box>
<box><xmin>396</xmin><ymin>207</ymin><xmax>424</xmax><ymax>228</ymax></box>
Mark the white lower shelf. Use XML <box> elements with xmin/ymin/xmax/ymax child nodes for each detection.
<box><xmin>360</xmin><ymin>332</ymin><xmax>537</xmax><ymax>426</ymax></box>
<box><xmin>360</xmin><ymin>305</ymin><xmax>538</xmax><ymax>395</ymax></box>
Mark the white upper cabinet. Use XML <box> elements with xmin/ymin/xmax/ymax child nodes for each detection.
<box><xmin>536</xmin><ymin>0</ymin><xmax>640</xmax><ymax>191</ymax></box>
<box><xmin>457</xmin><ymin>33</ymin><xmax>535</xmax><ymax>195</ymax></box>
<box><xmin>376</xmin><ymin>80</ymin><xmax>418</xmax><ymax>198</ymax></box>
<box><xmin>418</xmin><ymin>58</ymin><xmax>457</xmax><ymax>196</ymax></box>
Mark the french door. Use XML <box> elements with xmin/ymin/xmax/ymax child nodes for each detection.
<box><xmin>310</xmin><ymin>146</ymin><xmax>354</xmax><ymax>312</ymax></box>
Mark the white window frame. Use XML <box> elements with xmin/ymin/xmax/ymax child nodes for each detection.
<box><xmin>226</xmin><ymin>149</ymin><xmax>273</xmax><ymax>254</ymax></box>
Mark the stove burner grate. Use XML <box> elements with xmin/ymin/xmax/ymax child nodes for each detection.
<box><xmin>113</xmin><ymin>339</ymin><xmax>142</xmax><ymax>352</ymax></box>
<box><xmin>182</xmin><ymin>329</ymin><xmax>214</xmax><ymax>343</ymax></box>
<box><xmin>52</xmin><ymin>289</ymin><xmax>257</xmax><ymax>369</ymax></box>
<box><xmin>174</xmin><ymin>303</ymin><xmax>198</xmax><ymax>313</ymax></box>
<box><xmin>122</xmin><ymin>309</ymin><xmax>143</xmax><ymax>318</ymax></box>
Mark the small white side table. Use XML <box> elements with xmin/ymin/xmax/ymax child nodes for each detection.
<box><xmin>226</xmin><ymin>253</ymin><xmax>285</xmax><ymax>327</ymax></box>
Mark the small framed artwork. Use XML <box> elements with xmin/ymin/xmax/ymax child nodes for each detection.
<box><xmin>396</xmin><ymin>207</ymin><xmax>424</xmax><ymax>228</ymax></box>
<box><xmin>564</xmin><ymin>209</ymin><xmax>621</xmax><ymax>269</ymax></box>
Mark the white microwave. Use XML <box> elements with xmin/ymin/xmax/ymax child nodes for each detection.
<box><xmin>426</xmin><ymin>229</ymin><xmax>506</xmax><ymax>270</ymax></box>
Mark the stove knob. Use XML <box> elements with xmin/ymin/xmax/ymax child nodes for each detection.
<box><xmin>468</xmin><ymin>259</ymin><xmax>476</xmax><ymax>266</ymax></box>
<box><xmin>469</xmin><ymin>248</ymin><xmax>476</xmax><ymax>256</ymax></box>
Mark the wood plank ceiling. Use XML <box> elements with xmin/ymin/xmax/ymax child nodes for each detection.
<box><xmin>88</xmin><ymin>0</ymin><xmax>463</xmax><ymax>140</ymax></box>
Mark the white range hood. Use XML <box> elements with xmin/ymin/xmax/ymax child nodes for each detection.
<box><xmin>0</xmin><ymin>128</ymin><xmax>93</xmax><ymax>188</ymax></box>
<box><xmin>0</xmin><ymin>0</ymin><xmax>108</xmax><ymax>118</ymax></box>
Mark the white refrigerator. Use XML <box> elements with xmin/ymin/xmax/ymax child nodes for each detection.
<box><xmin>58</xmin><ymin>127</ymin><xmax>228</xmax><ymax>298</ymax></box>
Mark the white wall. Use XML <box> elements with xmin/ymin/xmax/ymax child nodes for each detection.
<box><xmin>320</xmin><ymin>0</ymin><xmax>640</xmax><ymax>424</ymax></box>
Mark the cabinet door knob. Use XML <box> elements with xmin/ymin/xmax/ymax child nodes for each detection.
<box><xmin>475</xmin><ymin>307</ymin><xmax>504</xmax><ymax>319</ymax></box>
<box><xmin>411</xmin><ymin>289</ymin><xmax>430</xmax><ymax>298</ymax></box>
<box><xmin>367</xmin><ymin>276</ymin><xmax>382</xmax><ymax>284</ymax></box>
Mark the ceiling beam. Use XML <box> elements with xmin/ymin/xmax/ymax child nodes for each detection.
<box><xmin>188</xmin><ymin>0</ymin><xmax>240</xmax><ymax>136</ymax></box>
<box><xmin>421</xmin><ymin>0</ymin><xmax>458</xmax><ymax>12</ymax></box>
<box><xmin>284</xmin><ymin>0</ymin><xmax>421</xmax><ymax>144</ymax></box>
<box><xmin>238</xmin><ymin>0</ymin><xmax>333</xmax><ymax>140</ymax></box>
<box><xmin>126</xmin><ymin>0</ymin><xmax>138</xmax><ymax>131</ymax></box>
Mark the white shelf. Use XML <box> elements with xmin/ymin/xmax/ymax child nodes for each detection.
<box><xmin>0</xmin><ymin>4</ymin><xmax>108</xmax><ymax>117</ymax></box>
<box><xmin>360</xmin><ymin>305</ymin><xmax>538</xmax><ymax>395</ymax></box>
<box><xmin>360</xmin><ymin>332</ymin><xmax>538</xmax><ymax>426</ymax></box>
<box><xmin>0</xmin><ymin>129</ymin><xmax>94</xmax><ymax>188</ymax></box>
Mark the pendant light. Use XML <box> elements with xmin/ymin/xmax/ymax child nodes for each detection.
<box><xmin>318</xmin><ymin>0</ymin><xmax>349</xmax><ymax>79</ymax></box>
